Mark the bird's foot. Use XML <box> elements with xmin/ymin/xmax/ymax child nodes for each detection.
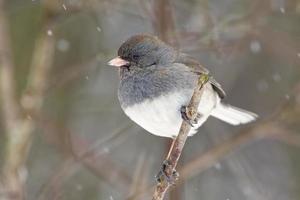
<box><xmin>155</xmin><ymin>160</ymin><xmax>179</xmax><ymax>185</ymax></box>
<box><xmin>180</xmin><ymin>106</ymin><xmax>202</xmax><ymax>127</ymax></box>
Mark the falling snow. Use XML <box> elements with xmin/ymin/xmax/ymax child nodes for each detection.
<box><xmin>96</xmin><ymin>26</ymin><xmax>102</xmax><ymax>32</ymax></box>
<box><xmin>103</xmin><ymin>147</ymin><xmax>110</xmax><ymax>153</ymax></box>
<box><xmin>280</xmin><ymin>7</ymin><xmax>285</xmax><ymax>13</ymax></box>
<box><xmin>214</xmin><ymin>163</ymin><xmax>222</xmax><ymax>170</ymax></box>
<box><xmin>272</xmin><ymin>73</ymin><xmax>281</xmax><ymax>82</ymax></box>
<box><xmin>47</xmin><ymin>30</ymin><xmax>53</xmax><ymax>36</ymax></box>
<box><xmin>271</xmin><ymin>0</ymin><xmax>286</xmax><ymax>12</ymax></box>
<box><xmin>250</xmin><ymin>40</ymin><xmax>261</xmax><ymax>53</ymax></box>
<box><xmin>285</xmin><ymin>94</ymin><xmax>290</xmax><ymax>100</ymax></box>
<box><xmin>109</xmin><ymin>196</ymin><xmax>114</xmax><ymax>200</ymax></box>
<box><xmin>62</xmin><ymin>4</ymin><xmax>67</xmax><ymax>10</ymax></box>
<box><xmin>57</xmin><ymin>39</ymin><xmax>70</xmax><ymax>52</ymax></box>
<box><xmin>76</xmin><ymin>184</ymin><xmax>83</xmax><ymax>191</ymax></box>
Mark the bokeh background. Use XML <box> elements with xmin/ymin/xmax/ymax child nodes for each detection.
<box><xmin>0</xmin><ymin>0</ymin><xmax>300</xmax><ymax>200</ymax></box>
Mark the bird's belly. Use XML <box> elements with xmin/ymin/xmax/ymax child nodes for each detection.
<box><xmin>123</xmin><ymin>86</ymin><xmax>218</xmax><ymax>138</ymax></box>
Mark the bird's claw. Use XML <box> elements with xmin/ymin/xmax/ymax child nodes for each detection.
<box><xmin>155</xmin><ymin>160</ymin><xmax>179</xmax><ymax>185</ymax></box>
<box><xmin>180</xmin><ymin>106</ymin><xmax>202</xmax><ymax>127</ymax></box>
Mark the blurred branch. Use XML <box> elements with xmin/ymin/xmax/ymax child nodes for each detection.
<box><xmin>45</xmin><ymin>54</ymin><xmax>102</xmax><ymax>94</ymax></box>
<box><xmin>152</xmin><ymin>76</ymin><xmax>209</xmax><ymax>200</ymax></box>
<box><xmin>179</xmin><ymin>123</ymin><xmax>285</xmax><ymax>180</ymax></box>
<box><xmin>129</xmin><ymin>153</ymin><xmax>149</xmax><ymax>197</ymax></box>
<box><xmin>127</xmin><ymin>124</ymin><xmax>297</xmax><ymax>200</ymax></box>
<box><xmin>176</xmin><ymin>92</ymin><xmax>300</xmax><ymax>186</ymax></box>
<box><xmin>0</xmin><ymin>0</ymin><xmax>20</xmax><ymax>131</ymax></box>
<box><xmin>272</xmin><ymin>132</ymin><xmax>300</xmax><ymax>147</ymax></box>
<box><xmin>36</xmin><ymin>120</ymin><xmax>134</xmax><ymax>199</ymax></box>
<box><xmin>152</xmin><ymin>0</ymin><xmax>178</xmax><ymax>46</ymax></box>
<box><xmin>128</xmin><ymin>82</ymin><xmax>300</xmax><ymax>200</ymax></box>
<box><xmin>0</xmin><ymin>0</ymin><xmax>24</xmax><ymax>199</ymax></box>
<box><xmin>0</xmin><ymin>2</ymin><xmax>55</xmax><ymax>199</ymax></box>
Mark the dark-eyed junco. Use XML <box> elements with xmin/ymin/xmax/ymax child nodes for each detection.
<box><xmin>108</xmin><ymin>34</ymin><xmax>257</xmax><ymax>138</ymax></box>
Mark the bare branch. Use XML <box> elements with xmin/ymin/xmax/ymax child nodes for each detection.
<box><xmin>127</xmin><ymin>81</ymin><xmax>300</xmax><ymax>200</ymax></box>
<box><xmin>36</xmin><ymin>120</ymin><xmax>133</xmax><ymax>199</ymax></box>
<box><xmin>129</xmin><ymin>153</ymin><xmax>149</xmax><ymax>196</ymax></box>
<box><xmin>152</xmin><ymin>75</ymin><xmax>209</xmax><ymax>200</ymax></box>
<box><xmin>0</xmin><ymin>0</ymin><xmax>20</xmax><ymax>130</ymax></box>
<box><xmin>127</xmin><ymin>123</ymin><xmax>296</xmax><ymax>200</ymax></box>
<box><xmin>153</xmin><ymin>0</ymin><xmax>178</xmax><ymax>46</ymax></box>
<box><xmin>179</xmin><ymin>123</ymin><xmax>284</xmax><ymax>180</ymax></box>
<box><xmin>0</xmin><ymin>1</ymin><xmax>24</xmax><ymax>198</ymax></box>
<box><xmin>0</xmin><ymin>4</ymin><xmax>55</xmax><ymax>197</ymax></box>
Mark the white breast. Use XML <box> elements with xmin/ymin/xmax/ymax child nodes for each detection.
<box><xmin>123</xmin><ymin>85</ymin><xmax>220</xmax><ymax>138</ymax></box>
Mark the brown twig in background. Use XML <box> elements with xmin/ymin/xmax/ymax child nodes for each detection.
<box><xmin>126</xmin><ymin>82</ymin><xmax>300</xmax><ymax>200</ymax></box>
<box><xmin>45</xmin><ymin>55</ymin><xmax>101</xmax><ymax>94</ymax></box>
<box><xmin>179</xmin><ymin>123</ymin><xmax>284</xmax><ymax>180</ymax></box>
<box><xmin>127</xmin><ymin>124</ymin><xmax>298</xmax><ymax>200</ymax></box>
<box><xmin>153</xmin><ymin>0</ymin><xmax>178</xmax><ymax>46</ymax></box>
<box><xmin>35</xmin><ymin>120</ymin><xmax>134</xmax><ymax>200</ymax></box>
<box><xmin>0</xmin><ymin>2</ymin><xmax>55</xmax><ymax>198</ymax></box>
<box><xmin>152</xmin><ymin>75</ymin><xmax>209</xmax><ymax>200</ymax></box>
<box><xmin>272</xmin><ymin>132</ymin><xmax>300</xmax><ymax>147</ymax></box>
<box><xmin>129</xmin><ymin>153</ymin><xmax>150</xmax><ymax>197</ymax></box>
<box><xmin>0</xmin><ymin>0</ymin><xmax>24</xmax><ymax>198</ymax></box>
<box><xmin>0</xmin><ymin>0</ymin><xmax>20</xmax><ymax>132</ymax></box>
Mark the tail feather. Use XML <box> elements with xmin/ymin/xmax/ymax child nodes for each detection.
<box><xmin>211</xmin><ymin>103</ymin><xmax>258</xmax><ymax>125</ymax></box>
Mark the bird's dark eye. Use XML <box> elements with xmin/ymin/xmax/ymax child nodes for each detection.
<box><xmin>132</xmin><ymin>54</ymin><xmax>140</xmax><ymax>59</ymax></box>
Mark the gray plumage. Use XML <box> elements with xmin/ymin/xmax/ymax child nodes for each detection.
<box><xmin>118</xmin><ymin>63</ymin><xmax>198</xmax><ymax>108</ymax></box>
<box><xmin>109</xmin><ymin>34</ymin><xmax>258</xmax><ymax>138</ymax></box>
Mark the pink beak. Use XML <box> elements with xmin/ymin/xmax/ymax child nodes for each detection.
<box><xmin>108</xmin><ymin>56</ymin><xmax>129</xmax><ymax>67</ymax></box>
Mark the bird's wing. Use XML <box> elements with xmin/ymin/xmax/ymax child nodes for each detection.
<box><xmin>175</xmin><ymin>53</ymin><xmax>226</xmax><ymax>99</ymax></box>
<box><xmin>208</xmin><ymin>76</ymin><xmax>226</xmax><ymax>99</ymax></box>
<box><xmin>175</xmin><ymin>53</ymin><xmax>209</xmax><ymax>74</ymax></box>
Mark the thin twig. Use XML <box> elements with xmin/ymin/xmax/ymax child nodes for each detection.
<box><xmin>271</xmin><ymin>130</ymin><xmax>300</xmax><ymax>147</ymax></box>
<box><xmin>153</xmin><ymin>0</ymin><xmax>178</xmax><ymax>47</ymax></box>
<box><xmin>36</xmin><ymin>120</ymin><xmax>134</xmax><ymax>200</ymax></box>
<box><xmin>0</xmin><ymin>0</ymin><xmax>20</xmax><ymax>131</ymax></box>
<box><xmin>152</xmin><ymin>75</ymin><xmax>209</xmax><ymax>200</ymax></box>
<box><xmin>129</xmin><ymin>152</ymin><xmax>149</xmax><ymax>196</ymax></box>
<box><xmin>179</xmin><ymin>123</ymin><xmax>283</xmax><ymax>180</ymax></box>
<box><xmin>0</xmin><ymin>6</ymin><xmax>55</xmax><ymax>199</ymax></box>
<box><xmin>126</xmin><ymin>123</ymin><xmax>296</xmax><ymax>200</ymax></box>
<box><xmin>0</xmin><ymin>1</ymin><xmax>24</xmax><ymax>198</ymax></box>
<box><xmin>127</xmin><ymin>82</ymin><xmax>300</xmax><ymax>200</ymax></box>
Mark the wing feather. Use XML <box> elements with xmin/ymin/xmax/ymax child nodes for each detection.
<box><xmin>175</xmin><ymin>53</ymin><xmax>226</xmax><ymax>98</ymax></box>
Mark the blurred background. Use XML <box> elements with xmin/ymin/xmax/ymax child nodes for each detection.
<box><xmin>0</xmin><ymin>0</ymin><xmax>300</xmax><ymax>199</ymax></box>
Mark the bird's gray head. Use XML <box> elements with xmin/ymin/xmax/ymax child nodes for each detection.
<box><xmin>108</xmin><ymin>34</ymin><xmax>177</xmax><ymax>69</ymax></box>
<box><xmin>108</xmin><ymin>34</ymin><xmax>198</xmax><ymax>108</ymax></box>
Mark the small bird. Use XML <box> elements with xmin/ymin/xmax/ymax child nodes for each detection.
<box><xmin>108</xmin><ymin>34</ymin><xmax>257</xmax><ymax>138</ymax></box>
